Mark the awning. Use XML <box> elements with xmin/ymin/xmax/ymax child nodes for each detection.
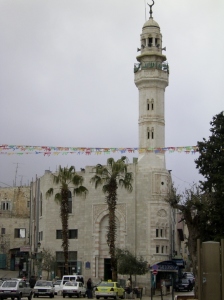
<box><xmin>151</xmin><ymin>260</ymin><xmax>179</xmax><ymax>272</ymax></box>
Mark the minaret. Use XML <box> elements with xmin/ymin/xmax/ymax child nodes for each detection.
<box><xmin>134</xmin><ymin>1</ymin><xmax>169</xmax><ymax>169</ymax></box>
<box><xmin>134</xmin><ymin>2</ymin><xmax>172</xmax><ymax>267</ymax></box>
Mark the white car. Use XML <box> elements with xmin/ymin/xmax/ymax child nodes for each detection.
<box><xmin>33</xmin><ymin>280</ymin><xmax>55</xmax><ymax>298</ymax></box>
<box><xmin>53</xmin><ymin>280</ymin><xmax>62</xmax><ymax>295</ymax></box>
<box><xmin>62</xmin><ymin>281</ymin><xmax>86</xmax><ymax>298</ymax></box>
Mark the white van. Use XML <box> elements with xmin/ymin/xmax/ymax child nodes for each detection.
<box><xmin>60</xmin><ymin>275</ymin><xmax>84</xmax><ymax>288</ymax></box>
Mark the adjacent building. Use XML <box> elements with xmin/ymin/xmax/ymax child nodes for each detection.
<box><xmin>0</xmin><ymin>186</ymin><xmax>30</xmax><ymax>275</ymax></box>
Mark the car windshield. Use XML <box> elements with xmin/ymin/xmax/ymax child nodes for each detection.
<box><xmin>36</xmin><ymin>281</ymin><xmax>52</xmax><ymax>287</ymax></box>
<box><xmin>98</xmin><ymin>282</ymin><xmax>114</xmax><ymax>287</ymax></box>
<box><xmin>2</xmin><ymin>281</ymin><xmax>17</xmax><ymax>288</ymax></box>
<box><xmin>181</xmin><ymin>279</ymin><xmax>190</xmax><ymax>284</ymax></box>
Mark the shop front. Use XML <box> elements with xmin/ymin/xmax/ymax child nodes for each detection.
<box><xmin>151</xmin><ymin>260</ymin><xmax>181</xmax><ymax>291</ymax></box>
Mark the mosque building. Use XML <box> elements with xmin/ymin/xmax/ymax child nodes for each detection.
<box><xmin>29</xmin><ymin>2</ymin><xmax>177</xmax><ymax>289</ymax></box>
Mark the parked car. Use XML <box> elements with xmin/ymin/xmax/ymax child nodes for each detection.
<box><xmin>0</xmin><ymin>279</ymin><xmax>32</xmax><ymax>300</ymax></box>
<box><xmin>53</xmin><ymin>280</ymin><xmax>62</xmax><ymax>295</ymax></box>
<box><xmin>33</xmin><ymin>280</ymin><xmax>55</xmax><ymax>298</ymax></box>
<box><xmin>62</xmin><ymin>281</ymin><xmax>86</xmax><ymax>298</ymax></box>
<box><xmin>95</xmin><ymin>281</ymin><xmax>125</xmax><ymax>299</ymax></box>
<box><xmin>182</xmin><ymin>272</ymin><xmax>195</xmax><ymax>285</ymax></box>
<box><xmin>175</xmin><ymin>278</ymin><xmax>193</xmax><ymax>292</ymax></box>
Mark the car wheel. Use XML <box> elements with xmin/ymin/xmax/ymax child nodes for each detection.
<box><xmin>17</xmin><ymin>295</ymin><xmax>21</xmax><ymax>300</ymax></box>
<box><xmin>104</xmin><ymin>297</ymin><xmax>108</xmax><ymax>299</ymax></box>
<box><xmin>28</xmin><ymin>294</ymin><xmax>32</xmax><ymax>300</ymax></box>
<box><xmin>63</xmin><ymin>295</ymin><xmax>65</xmax><ymax>298</ymax></box>
<box><xmin>120</xmin><ymin>292</ymin><xmax>125</xmax><ymax>299</ymax></box>
<box><xmin>96</xmin><ymin>297</ymin><xmax>100</xmax><ymax>299</ymax></box>
<box><xmin>69</xmin><ymin>296</ymin><xmax>72</xmax><ymax>298</ymax></box>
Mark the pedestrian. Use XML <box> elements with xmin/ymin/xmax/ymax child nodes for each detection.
<box><xmin>80</xmin><ymin>277</ymin><xmax>84</xmax><ymax>284</ymax></box>
<box><xmin>125</xmin><ymin>278</ymin><xmax>132</xmax><ymax>298</ymax></box>
<box><xmin>29</xmin><ymin>275</ymin><xmax>36</xmax><ymax>288</ymax></box>
<box><xmin>86</xmin><ymin>278</ymin><xmax>93</xmax><ymax>299</ymax></box>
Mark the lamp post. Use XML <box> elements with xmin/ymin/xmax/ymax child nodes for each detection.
<box><xmin>28</xmin><ymin>258</ymin><xmax>31</xmax><ymax>279</ymax></box>
<box><xmin>37</xmin><ymin>242</ymin><xmax>42</xmax><ymax>278</ymax></box>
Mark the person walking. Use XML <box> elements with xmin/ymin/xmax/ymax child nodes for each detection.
<box><xmin>29</xmin><ymin>275</ymin><xmax>36</xmax><ymax>288</ymax></box>
<box><xmin>125</xmin><ymin>278</ymin><xmax>132</xmax><ymax>298</ymax></box>
<box><xmin>86</xmin><ymin>278</ymin><xmax>93</xmax><ymax>299</ymax></box>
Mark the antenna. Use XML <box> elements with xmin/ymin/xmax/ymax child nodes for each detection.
<box><xmin>13</xmin><ymin>163</ymin><xmax>24</xmax><ymax>187</ymax></box>
<box><xmin>14</xmin><ymin>163</ymin><xmax>18</xmax><ymax>187</ymax></box>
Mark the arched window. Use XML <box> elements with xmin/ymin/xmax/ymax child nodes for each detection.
<box><xmin>151</xmin><ymin>99</ymin><xmax>154</xmax><ymax>110</ymax></box>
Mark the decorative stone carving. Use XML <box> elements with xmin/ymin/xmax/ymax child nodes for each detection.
<box><xmin>157</xmin><ymin>209</ymin><xmax>167</xmax><ymax>217</ymax></box>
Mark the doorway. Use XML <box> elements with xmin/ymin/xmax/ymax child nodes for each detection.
<box><xmin>104</xmin><ymin>259</ymin><xmax>112</xmax><ymax>281</ymax></box>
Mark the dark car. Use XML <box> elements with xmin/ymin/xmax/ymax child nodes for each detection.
<box><xmin>175</xmin><ymin>279</ymin><xmax>193</xmax><ymax>292</ymax></box>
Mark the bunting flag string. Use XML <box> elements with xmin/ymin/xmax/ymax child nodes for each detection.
<box><xmin>0</xmin><ymin>144</ymin><xmax>199</xmax><ymax>156</ymax></box>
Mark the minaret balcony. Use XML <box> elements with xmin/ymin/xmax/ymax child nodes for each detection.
<box><xmin>134</xmin><ymin>61</ymin><xmax>169</xmax><ymax>73</ymax></box>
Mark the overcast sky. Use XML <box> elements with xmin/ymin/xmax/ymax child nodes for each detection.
<box><xmin>0</xmin><ymin>0</ymin><xmax>223</xmax><ymax>191</ymax></box>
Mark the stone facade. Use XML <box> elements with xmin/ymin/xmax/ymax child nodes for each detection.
<box><xmin>0</xmin><ymin>186</ymin><xmax>30</xmax><ymax>270</ymax></box>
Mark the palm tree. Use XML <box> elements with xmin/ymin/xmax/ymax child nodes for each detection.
<box><xmin>46</xmin><ymin>165</ymin><xmax>88</xmax><ymax>275</ymax></box>
<box><xmin>91</xmin><ymin>156</ymin><xmax>133</xmax><ymax>281</ymax></box>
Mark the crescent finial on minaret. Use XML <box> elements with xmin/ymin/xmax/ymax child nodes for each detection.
<box><xmin>147</xmin><ymin>0</ymin><xmax>155</xmax><ymax>19</ymax></box>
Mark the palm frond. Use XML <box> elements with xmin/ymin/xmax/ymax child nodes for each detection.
<box><xmin>74</xmin><ymin>186</ymin><xmax>88</xmax><ymax>198</ymax></box>
<box><xmin>54</xmin><ymin>193</ymin><xmax>62</xmax><ymax>203</ymax></box>
<box><xmin>72</xmin><ymin>174</ymin><xmax>84</xmax><ymax>186</ymax></box>
<box><xmin>90</xmin><ymin>174</ymin><xmax>103</xmax><ymax>188</ymax></box>
<box><xmin>46</xmin><ymin>188</ymin><xmax>54</xmax><ymax>198</ymax></box>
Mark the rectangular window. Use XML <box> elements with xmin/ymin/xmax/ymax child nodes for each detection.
<box><xmin>156</xmin><ymin>229</ymin><xmax>159</xmax><ymax>237</ymax></box>
<box><xmin>160</xmin><ymin>229</ymin><xmax>163</xmax><ymax>237</ymax></box>
<box><xmin>161</xmin><ymin>246</ymin><xmax>164</xmax><ymax>253</ymax></box>
<box><xmin>56</xmin><ymin>251</ymin><xmax>77</xmax><ymax>262</ymax></box>
<box><xmin>1</xmin><ymin>228</ymin><xmax>5</xmax><ymax>234</ymax></box>
<box><xmin>1</xmin><ymin>201</ymin><xmax>11</xmax><ymax>210</ymax></box>
<box><xmin>38</xmin><ymin>231</ymin><xmax>43</xmax><ymax>241</ymax></box>
<box><xmin>56</xmin><ymin>230</ymin><xmax>62</xmax><ymax>239</ymax></box>
<box><xmin>69</xmin><ymin>229</ymin><xmax>78</xmax><ymax>239</ymax></box>
<box><xmin>14</xmin><ymin>228</ymin><xmax>26</xmax><ymax>238</ymax></box>
<box><xmin>56</xmin><ymin>229</ymin><xmax>78</xmax><ymax>239</ymax></box>
<box><xmin>156</xmin><ymin>246</ymin><xmax>159</xmax><ymax>253</ymax></box>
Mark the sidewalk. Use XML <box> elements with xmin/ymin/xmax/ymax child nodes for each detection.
<box><xmin>141</xmin><ymin>291</ymin><xmax>194</xmax><ymax>300</ymax></box>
